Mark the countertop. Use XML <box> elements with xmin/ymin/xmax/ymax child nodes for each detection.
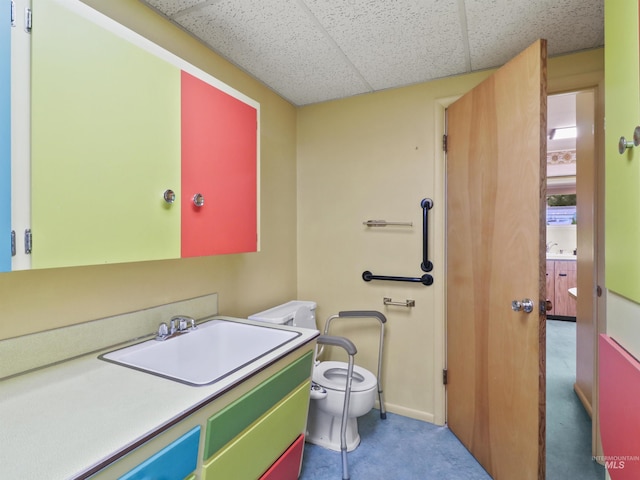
<box><xmin>0</xmin><ymin>316</ymin><xmax>318</xmax><ymax>480</ymax></box>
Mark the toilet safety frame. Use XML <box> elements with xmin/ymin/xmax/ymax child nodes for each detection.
<box><xmin>315</xmin><ymin>310</ymin><xmax>387</xmax><ymax>480</ymax></box>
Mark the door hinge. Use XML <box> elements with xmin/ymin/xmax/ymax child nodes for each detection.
<box><xmin>11</xmin><ymin>230</ymin><xmax>16</xmax><ymax>256</ymax></box>
<box><xmin>442</xmin><ymin>134</ymin><xmax>448</xmax><ymax>153</ymax></box>
<box><xmin>24</xmin><ymin>228</ymin><xmax>32</xmax><ymax>254</ymax></box>
<box><xmin>24</xmin><ymin>7</ymin><xmax>32</xmax><ymax>33</ymax></box>
<box><xmin>442</xmin><ymin>368</ymin><xmax>448</xmax><ymax>385</ymax></box>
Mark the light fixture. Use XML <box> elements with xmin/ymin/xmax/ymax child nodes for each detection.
<box><xmin>549</xmin><ymin>126</ymin><xmax>577</xmax><ymax>140</ymax></box>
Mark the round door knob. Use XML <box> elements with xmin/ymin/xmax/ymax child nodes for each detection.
<box><xmin>163</xmin><ymin>189</ymin><xmax>176</xmax><ymax>204</ymax></box>
<box><xmin>511</xmin><ymin>298</ymin><xmax>534</xmax><ymax>314</ymax></box>
<box><xmin>193</xmin><ymin>193</ymin><xmax>204</xmax><ymax>207</ymax></box>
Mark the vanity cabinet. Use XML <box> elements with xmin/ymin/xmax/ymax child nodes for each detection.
<box><xmin>202</xmin><ymin>352</ymin><xmax>313</xmax><ymax>479</ymax></box>
<box><xmin>90</xmin><ymin>349</ymin><xmax>313</xmax><ymax>480</ymax></box>
<box><xmin>546</xmin><ymin>259</ymin><xmax>577</xmax><ymax>318</ymax></box>
<box><xmin>29</xmin><ymin>0</ymin><xmax>258</xmax><ymax>269</ymax></box>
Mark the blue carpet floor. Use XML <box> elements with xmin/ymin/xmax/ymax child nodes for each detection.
<box><xmin>299</xmin><ymin>320</ymin><xmax>605</xmax><ymax>480</ymax></box>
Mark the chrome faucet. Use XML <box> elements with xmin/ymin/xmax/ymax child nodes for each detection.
<box><xmin>156</xmin><ymin>315</ymin><xmax>197</xmax><ymax>341</ymax></box>
<box><xmin>546</xmin><ymin>242</ymin><xmax>558</xmax><ymax>253</ymax></box>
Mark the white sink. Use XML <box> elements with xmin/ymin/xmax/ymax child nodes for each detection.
<box><xmin>100</xmin><ymin>319</ymin><xmax>300</xmax><ymax>386</ymax></box>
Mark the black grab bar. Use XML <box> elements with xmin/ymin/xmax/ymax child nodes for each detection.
<box><xmin>362</xmin><ymin>198</ymin><xmax>434</xmax><ymax>286</ymax></box>
<box><xmin>362</xmin><ymin>271</ymin><xmax>433</xmax><ymax>286</ymax></box>
<box><xmin>421</xmin><ymin>198</ymin><xmax>433</xmax><ymax>272</ymax></box>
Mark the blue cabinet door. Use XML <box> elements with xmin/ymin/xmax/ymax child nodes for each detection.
<box><xmin>0</xmin><ymin>2</ymin><xmax>11</xmax><ymax>272</ymax></box>
<box><xmin>119</xmin><ymin>426</ymin><xmax>200</xmax><ymax>480</ymax></box>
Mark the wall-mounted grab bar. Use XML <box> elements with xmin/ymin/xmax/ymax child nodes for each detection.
<box><xmin>421</xmin><ymin>198</ymin><xmax>433</xmax><ymax>272</ymax></box>
<box><xmin>362</xmin><ymin>271</ymin><xmax>433</xmax><ymax>286</ymax></box>
<box><xmin>383</xmin><ymin>297</ymin><xmax>415</xmax><ymax>307</ymax></box>
<box><xmin>363</xmin><ymin>220</ymin><xmax>413</xmax><ymax>227</ymax></box>
<box><xmin>361</xmin><ymin>198</ymin><xmax>435</xmax><ymax>286</ymax></box>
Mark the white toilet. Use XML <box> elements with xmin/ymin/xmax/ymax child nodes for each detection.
<box><xmin>248</xmin><ymin>301</ymin><xmax>380</xmax><ymax>452</ymax></box>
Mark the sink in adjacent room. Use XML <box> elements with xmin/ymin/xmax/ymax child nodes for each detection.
<box><xmin>100</xmin><ymin>319</ymin><xmax>301</xmax><ymax>386</ymax></box>
<box><xmin>546</xmin><ymin>253</ymin><xmax>577</xmax><ymax>260</ymax></box>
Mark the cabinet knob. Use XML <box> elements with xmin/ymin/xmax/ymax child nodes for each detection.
<box><xmin>619</xmin><ymin>136</ymin><xmax>634</xmax><ymax>154</ymax></box>
<box><xmin>193</xmin><ymin>193</ymin><xmax>205</xmax><ymax>207</ymax></box>
<box><xmin>545</xmin><ymin>299</ymin><xmax>553</xmax><ymax>311</ymax></box>
<box><xmin>163</xmin><ymin>189</ymin><xmax>176</xmax><ymax>204</ymax></box>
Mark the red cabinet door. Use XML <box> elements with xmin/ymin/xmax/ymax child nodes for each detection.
<box><xmin>181</xmin><ymin>70</ymin><xmax>257</xmax><ymax>257</ymax></box>
<box><xmin>260</xmin><ymin>435</ymin><xmax>305</xmax><ymax>480</ymax></box>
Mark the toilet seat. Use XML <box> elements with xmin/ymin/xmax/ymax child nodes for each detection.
<box><xmin>313</xmin><ymin>361</ymin><xmax>377</xmax><ymax>392</ymax></box>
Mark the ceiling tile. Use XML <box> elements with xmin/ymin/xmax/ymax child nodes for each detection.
<box><xmin>175</xmin><ymin>0</ymin><xmax>372</xmax><ymax>105</ymax></box>
<box><xmin>305</xmin><ymin>0</ymin><xmax>470</xmax><ymax>90</ymax></box>
<box><xmin>139</xmin><ymin>0</ymin><xmax>604</xmax><ymax>106</ymax></box>
<box><xmin>143</xmin><ymin>0</ymin><xmax>204</xmax><ymax>17</ymax></box>
<box><xmin>465</xmin><ymin>0</ymin><xmax>604</xmax><ymax>70</ymax></box>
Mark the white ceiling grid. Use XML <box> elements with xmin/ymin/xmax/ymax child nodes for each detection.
<box><xmin>140</xmin><ymin>0</ymin><xmax>604</xmax><ymax>106</ymax></box>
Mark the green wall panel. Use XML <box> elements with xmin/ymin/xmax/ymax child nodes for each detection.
<box><xmin>31</xmin><ymin>0</ymin><xmax>180</xmax><ymax>268</ymax></box>
<box><xmin>605</xmin><ymin>0</ymin><xmax>640</xmax><ymax>301</ymax></box>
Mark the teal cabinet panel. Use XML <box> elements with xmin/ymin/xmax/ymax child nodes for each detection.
<box><xmin>0</xmin><ymin>2</ymin><xmax>10</xmax><ymax>272</ymax></box>
<box><xmin>31</xmin><ymin>0</ymin><xmax>181</xmax><ymax>269</ymax></box>
<box><xmin>119</xmin><ymin>426</ymin><xmax>200</xmax><ymax>480</ymax></box>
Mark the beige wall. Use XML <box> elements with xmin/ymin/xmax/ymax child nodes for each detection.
<box><xmin>297</xmin><ymin>48</ymin><xmax>604</xmax><ymax>422</ymax></box>
<box><xmin>0</xmin><ymin>0</ymin><xmax>299</xmax><ymax>340</ymax></box>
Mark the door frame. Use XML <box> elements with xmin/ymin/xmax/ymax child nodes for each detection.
<box><xmin>432</xmin><ymin>77</ymin><xmax>605</xmax><ymax>455</ymax></box>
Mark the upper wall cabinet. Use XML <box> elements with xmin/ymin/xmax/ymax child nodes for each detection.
<box><xmin>604</xmin><ymin>0</ymin><xmax>640</xmax><ymax>302</ymax></box>
<box><xmin>181</xmin><ymin>71</ymin><xmax>258</xmax><ymax>257</ymax></box>
<box><xmin>29</xmin><ymin>0</ymin><xmax>259</xmax><ymax>269</ymax></box>
<box><xmin>0</xmin><ymin>5</ymin><xmax>10</xmax><ymax>272</ymax></box>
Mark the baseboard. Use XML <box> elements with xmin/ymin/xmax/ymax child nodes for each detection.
<box><xmin>379</xmin><ymin>401</ymin><xmax>436</xmax><ymax>424</ymax></box>
<box><xmin>574</xmin><ymin>382</ymin><xmax>593</xmax><ymax>418</ymax></box>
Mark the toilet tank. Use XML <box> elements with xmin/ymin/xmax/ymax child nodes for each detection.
<box><xmin>249</xmin><ymin>301</ymin><xmax>317</xmax><ymax>326</ymax></box>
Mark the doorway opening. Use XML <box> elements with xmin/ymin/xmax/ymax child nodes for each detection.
<box><xmin>546</xmin><ymin>89</ymin><xmax>604</xmax><ymax>478</ymax></box>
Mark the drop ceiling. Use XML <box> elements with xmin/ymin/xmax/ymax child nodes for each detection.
<box><xmin>140</xmin><ymin>0</ymin><xmax>604</xmax><ymax>107</ymax></box>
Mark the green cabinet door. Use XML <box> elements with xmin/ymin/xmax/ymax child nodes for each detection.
<box><xmin>31</xmin><ymin>0</ymin><xmax>180</xmax><ymax>268</ymax></box>
<box><xmin>605</xmin><ymin>0</ymin><xmax>640</xmax><ymax>301</ymax></box>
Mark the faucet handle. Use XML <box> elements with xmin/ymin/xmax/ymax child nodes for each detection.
<box><xmin>156</xmin><ymin>322</ymin><xmax>169</xmax><ymax>340</ymax></box>
<box><xmin>179</xmin><ymin>317</ymin><xmax>188</xmax><ymax>331</ymax></box>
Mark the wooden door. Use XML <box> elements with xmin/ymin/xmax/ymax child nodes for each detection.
<box><xmin>446</xmin><ymin>40</ymin><xmax>547</xmax><ymax>480</ymax></box>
